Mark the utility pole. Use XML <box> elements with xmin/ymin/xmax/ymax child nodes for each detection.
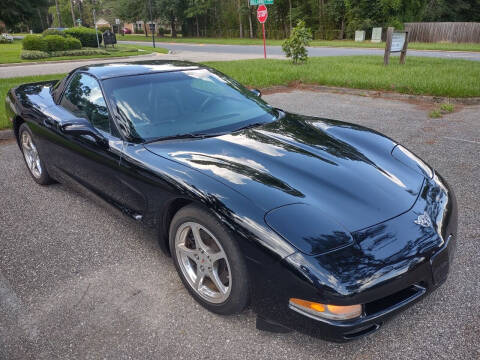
<box><xmin>148</xmin><ymin>0</ymin><xmax>156</xmax><ymax>48</ymax></box>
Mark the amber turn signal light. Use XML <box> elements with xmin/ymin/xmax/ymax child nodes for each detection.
<box><xmin>289</xmin><ymin>298</ymin><xmax>362</xmax><ymax>321</ymax></box>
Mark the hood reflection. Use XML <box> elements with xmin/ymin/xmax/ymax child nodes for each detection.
<box><xmin>145</xmin><ymin>113</ymin><xmax>424</xmax><ymax>232</ymax></box>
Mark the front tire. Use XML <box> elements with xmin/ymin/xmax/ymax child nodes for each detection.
<box><xmin>19</xmin><ymin>123</ymin><xmax>53</xmax><ymax>185</ymax></box>
<box><xmin>169</xmin><ymin>204</ymin><xmax>250</xmax><ymax>315</ymax></box>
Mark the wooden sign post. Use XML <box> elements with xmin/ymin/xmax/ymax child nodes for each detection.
<box><xmin>384</xmin><ymin>27</ymin><xmax>409</xmax><ymax>66</ymax></box>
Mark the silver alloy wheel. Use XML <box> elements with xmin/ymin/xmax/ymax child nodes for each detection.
<box><xmin>175</xmin><ymin>222</ymin><xmax>232</xmax><ymax>304</ymax></box>
<box><xmin>21</xmin><ymin>131</ymin><xmax>42</xmax><ymax>179</ymax></box>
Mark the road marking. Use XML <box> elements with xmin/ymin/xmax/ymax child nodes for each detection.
<box><xmin>444</xmin><ymin>136</ymin><xmax>480</xmax><ymax>145</ymax></box>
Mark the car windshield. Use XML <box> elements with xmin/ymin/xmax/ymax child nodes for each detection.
<box><xmin>101</xmin><ymin>69</ymin><xmax>277</xmax><ymax>142</ymax></box>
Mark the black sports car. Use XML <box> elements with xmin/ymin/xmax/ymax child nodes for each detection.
<box><xmin>5</xmin><ymin>61</ymin><xmax>457</xmax><ymax>341</ymax></box>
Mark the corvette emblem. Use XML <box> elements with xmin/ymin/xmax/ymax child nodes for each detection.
<box><xmin>415</xmin><ymin>212</ymin><xmax>432</xmax><ymax>228</ymax></box>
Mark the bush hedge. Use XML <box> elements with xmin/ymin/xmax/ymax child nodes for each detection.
<box><xmin>42</xmin><ymin>29</ymin><xmax>66</xmax><ymax>37</ymax></box>
<box><xmin>64</xmin><ymin>36</ymin><xmax>82</xmax><ymax>50</ymax></box>
<box><xmin>22</xmin><ymin>35</ymin><xmax>47</xmax><ymax>51</ymax></box>
<box><xmin>20</xmin><ymin>50</ymin><xmax>50</xmax><ymax>60</ymax></box>
<box><xmin>64</xmin><ymin>26</ymin><xmax>102</xmax><ymax>47</ymax></box>
<box><xmin>97</xmin><ymin>25</ymin><xmax>111</xmax><ymax>33</ymax></box>
<box><xmin>21</xmin><ymin>48</ymin><xmax>109</xmax><ymax>60</ymax></box>
<box><xmin>0</xmin><ymin>36</ymin><xmax>14</xmax><ymax>44</ymax></box>
<box><xmin>23</xmin><ymin>34</ymin><xmax>82</xmax><ymax>52</ymax></box>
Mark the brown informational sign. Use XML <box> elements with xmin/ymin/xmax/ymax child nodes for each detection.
<box><xmin>384</xmin><ymin>27</ymin><xmax>409</xmax><ymax>65</ymax></box>
<box><xmin>103</xmin><ymin>30</ymin><xmax>117</xmax><ymax>47</ymax></box>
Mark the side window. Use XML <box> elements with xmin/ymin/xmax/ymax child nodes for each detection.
<box><xmin>60</xmin><ymin>73</ymin><xmax>111</xmax><ymax>133</ymax></box>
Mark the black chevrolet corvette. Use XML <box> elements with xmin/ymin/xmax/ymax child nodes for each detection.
<box><xmin>5</xmin><ymin>61</ymin><xmax>457</xmax><ymax>341</ymax></box>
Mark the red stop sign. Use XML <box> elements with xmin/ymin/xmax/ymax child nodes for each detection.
<box><xmin>257</xmin><ymin>5</ymin><xmax>268</xmax><ymax>24</ymax></box>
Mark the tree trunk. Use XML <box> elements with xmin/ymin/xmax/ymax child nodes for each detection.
<box><xmin>319</xmin><ymin>0</ymin><xmax>325</xmax><ymax>36</ymax></box>
<box><xmin>196</xmin><ymin>15</ymin><xmax>199</xmax><ymax>37</ymax></box>
<box><xmin>247</xmin><ymin>1</ymin><xmax>253</xmax><ymax>38</ymax></box>
<box><xmin>204</xmin><ymin>14</ymin><xmax>207</xmax><ymax>37</ymax></box>
<box><xmin>37</xmin><ymin>8</ymin><xmax>45</xmax><ymax>31</ymax></box>
<box><xmin>144</xmin><ymin>21</ymin><xmax>148</xmax><ymax>37</ymax></box>
<box><xmin>339</xmin><ymin>18</ymin><xmax>345</xmax><ymax>40</ymax></box>
<box><xmin>78</xmin><ymin>0</ymin><xmax>83</xmax><ymax>26</ymax></box>
<box><xmin>238</xmin><ymin>0</ymin><xmax>243</xmax><ymax>38</ymax></box>
<box><xmin>171</xmin><ymin>18</ymin><xmax>177</xmax><ymax>38</ymax></box>
<box><xmin>69</xmin><ymin>0</ymin><xmax>76</xmax><ymax>27</ymax></box>
<box><xmin>55</xmin><ymin>0</ymin><xmax>62</xmax><ymax>27</ymax></box>
<box><xmin>289</xmin><ymin>0</ymin><xmax>292</xmax><ymax>34</ymax></box>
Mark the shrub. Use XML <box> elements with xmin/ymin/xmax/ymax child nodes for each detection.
<box><xmin>21</xmin><ymin>50</ymin><xmax>50</xmax><ymax>60</ymax></box>
<box><xmin>65</xmin><ymin>36</ymin><xmax>82</xmax><ymax>50</ymax></box>
<box><xmin>97</xmin><ymin>25</ymin><xmax>111</xmax><ymax>33</ymax></box>
<box><xmin>282</xmin><ymin>20</ymin><xmax>312</xmax><ymax>64</ymax></box>
<box><xmin>22</xmin><ymin>35</ymin><xmax>47</xmax><ymax>51</ymax></box>
<box><xmin>44</xmin><ymin>35</ymin><xmax>68</xmax><ymax>51</ymax></box>
<box><xmin>42</xmin><ymin>28</ymin><xmax>66</xmax><ymax>37</ymax></box>
<box><xmin>21</xmin><ymin>48</ymin><xmax>109</xmax><ymax>60</ymax></box>
<box><xmin>134</xmin><ymin>28</ymin><xmax>144</xmax><ymax>34</ymax></box>
<box><xmin>440</xmin><ymin>103</ymin><xmax>455</xmax><ymax>113</ymax></box>
<box><xmin>23</xmin><ymin>34</ymin><xmax>82</xmax><ymax>52</ymax></box>
<box><xmin>54</xmin><ymin>49</ymin><xmax>108</xmax><ymax>56</ymax></box>
<box><xmin>65</xmin><ymin>26</ymin><xmax>102</xmax><ymax>47</ymax></box>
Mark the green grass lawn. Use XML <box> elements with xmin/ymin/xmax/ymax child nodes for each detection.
<box><xmin>2</xmin><ymin>56</ymin><xmax>479</xmax><ymax>130</ymax></box>
<box><xmin>0</xmin><ymin>40</ymin><xmax>168</xmax><ymax>64</ymax></box>
<box><xmin>121</xmin><ymin>34</ymin><xmax>480</xmax><ymax>52</ymax></box>
<box><xmin>205</xmin><ymin>56</ymin><xmax>480</xmax><ymax>98</ymax></box>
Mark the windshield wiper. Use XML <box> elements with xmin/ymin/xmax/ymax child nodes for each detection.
<box><xmin>233</xmin><ymin>122</ymin><xmax>266</xmax><ymax>132</ymax></box>
<box><xmin>144</xmin><ymin>132</ymin><xmax>223</xmax><ymax>144</ymax></box>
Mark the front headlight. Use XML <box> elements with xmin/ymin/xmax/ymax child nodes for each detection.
<box><xmin>391</xmin><ymin>145</ymin><xmax>433</xmax><ymax>179</ymax></box>
<box><xmin>289</xmin><ymin>298</ymin><xmax>362</xmax><ymax>321</ymax></box>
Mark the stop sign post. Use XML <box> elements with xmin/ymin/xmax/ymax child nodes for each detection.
<box><xmin>257</xmin><ymin>5</ymin><xmax>268</xmax><ymax>59</ymax></box>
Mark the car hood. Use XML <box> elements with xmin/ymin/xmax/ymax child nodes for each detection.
<box><xmin>144</xmin><ymin>113</ymin><xmax>424</xmax><ymax>232</ymax></box>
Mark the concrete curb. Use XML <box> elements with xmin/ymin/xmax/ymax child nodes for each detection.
<box><xmin>0</xmin><ymin>129</ymin><xmax>14</xmax><ymax>140</ymax></box>
<box><xmin>261</xmin><ymin>84</ymin><xmax>480</xmax><ymax>106</ymax></box>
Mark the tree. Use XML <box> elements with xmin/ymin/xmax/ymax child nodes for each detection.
<box><xmin>55</xmin><ymin>0</ymin><xmax>63</xmax><ymax>27</ymax></box>
<box><xmin>156</xmin><ymin>0</ymin><xmax>187</xmax><ymax>38</ymax></box>
<box><xmin>0</xmin><ymin>0</ymin><xmax>48</xmax><ymax>30</ymax></box>
<box><xmin>69</xmin><ymin>0</ymin><xmax>76</xmax><ymax>26</ymax></box>
<box><xmin>282</xmin><ymin>20</ymin><xmax>313</xmax><ymax>63</ymax></box>
<box><xmin>185</xmin><ymin>0</ymin><xmax>210</xmax><ymax>37</ymax></box>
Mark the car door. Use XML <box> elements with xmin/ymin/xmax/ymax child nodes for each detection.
<box><xmin>46</xmin><ymin>72</ymin><xmax>132</xmax><ymax>212</ymax></box>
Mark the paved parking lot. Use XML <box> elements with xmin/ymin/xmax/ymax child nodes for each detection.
<box><xmin>1</xmin><ymin>91</ymin><xmax>479</xmax><ymax>359</ymax></box>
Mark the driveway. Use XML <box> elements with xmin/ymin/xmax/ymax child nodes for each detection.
<box><xmin>1</xmin><ymin>91</ymin><xmax>479</xmax><ymax>359</ymax></box>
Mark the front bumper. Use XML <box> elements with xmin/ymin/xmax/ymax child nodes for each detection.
<box><xmin>248</xmin><ymin>173</ymin><xmax>458</xmax><ymax>342</ymax></box>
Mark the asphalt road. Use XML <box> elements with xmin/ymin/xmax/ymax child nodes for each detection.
<box><xmin>120</xmin><ymin>40</ymin><xmax>480</xmax><ymax>61</ymax></box>
<box><xmin>1</xmin><ymin>91</ymin><xmax>479</xmax><ymax>359</ymax></box>
<box><xmin>2</xmin><ymin>40</ymin><xmax>480</xmax><ymax>79</ymax></box>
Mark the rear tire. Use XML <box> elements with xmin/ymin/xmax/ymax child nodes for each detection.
<box><xmin>19</xmin><ymin>123</ymin><xmax>53</xmax><ymax>185</ymax></box>
<box><xmin>169</xmin><ymin>204</ymin><xmax>250</xmax><ymax>315</ymax></box>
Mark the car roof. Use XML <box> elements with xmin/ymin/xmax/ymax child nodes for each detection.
<box><xmin>75</xmin><ymin>60</ymin><xmax>205</xmax><ymax>80</ymax></box>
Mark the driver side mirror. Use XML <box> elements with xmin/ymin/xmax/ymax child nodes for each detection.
<box><xmin>250</xmin><ymin>89</ymin><xmax>262</xmax><ymax>97</ymax></box>
<box><xmin>61</xmin><ymin>118</ymin><xmax>109</xmax><ymax>149</ymax></box>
